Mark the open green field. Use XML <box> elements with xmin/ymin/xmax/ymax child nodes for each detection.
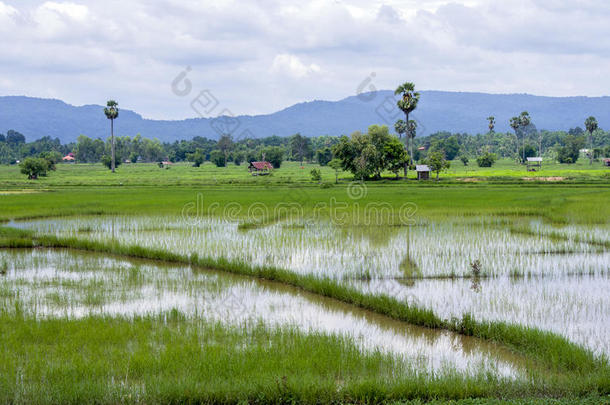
<box><xmin>0</xmin><ymin>158</ymin><xmax>609</xmax><ymax>188</ymax></box>
<box><xmin>0</xmin><ymin>162</ymin><xmax>608</xmax><ymax>404</ymax></box>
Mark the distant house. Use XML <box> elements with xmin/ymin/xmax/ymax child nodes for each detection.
<box><xmin>416</xmin><ymin>165</ymin><xmax>430</xmax><ymax>180</ymax></box>
<box><xmin>62</xmin><ymin>153</ymin><xmax>75</xmax><ymax>163</ymax></box>
<box><xmin>604</xmin><ymin>158</ymin><xmax>610</xmax><ymax>167</ymax></box>
<box><xmin>248</xmin><ymin>161</ymin><xmax>273</xmax><ymax>175</ymax></box>
<box><xmin>417</xmin><ymin>146</ymin><xmax>425</xmax><ymax>151</ymax></box>
<box><xmin>526</xmin><ymin>157</ymin><xmax>542</xmax><ymax>172</ymax></box>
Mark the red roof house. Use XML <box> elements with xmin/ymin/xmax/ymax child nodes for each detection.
<box><xmin>248</xmin><ymin>161</ymin><xmax>273</xmax><ymax>175</ymax></box>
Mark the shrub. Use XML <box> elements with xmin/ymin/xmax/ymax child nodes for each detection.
<box><xmin>459</xmin><ymin>155</ymin><xmax>469</xmax><ymax>166</ymax></box>
<box><xmin>101</xmin><ymin>155</ymin><xmax>122</xmax><ymax>170</ymax></box>
<box><xmin>210</xmin><ymin>150</ymin><xmax>226</xmax><ymax>167</ymax></box>
<box><xmin>310</xmin><ymin>168</ymin><xmax>322</xmax><ymax>183</ymax></box>
<box><xmin>476</xmin><ymin>152</ymin><xmax>497</xmax><ymax>167</ymax></box>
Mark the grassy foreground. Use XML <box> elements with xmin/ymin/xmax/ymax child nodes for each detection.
<box><xmin>2</xmin><ymin>309</ymin><xmax>608</xmax><ymax>405</ymax></box>
<box><xmin>1</xmin><ymin>227</ymin><xmax>608</xmax><ymax>398</ymax></box>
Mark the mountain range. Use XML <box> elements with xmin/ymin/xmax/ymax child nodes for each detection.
<box><xmin>2</xmin><ymin>91</ymin><xmax>610</xmax><ymax>143</ymax></box>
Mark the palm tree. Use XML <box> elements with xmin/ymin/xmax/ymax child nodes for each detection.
<box><xmin>395</xmin><ymin>82</ymin><xmax>420</xmax><ymax>177</ymax></box>
<box><xmin>509</xmin><ymin>116</ymin><xmax>520</xmax><ymax>163</ymax></box>
<box><xmin>486</xmin><ymin>116</ymin><xmax>495</xmax><ymax>151</ymax></box>
<box><xmin>519</xmin><ymin>111</ymin><xmax>531</xmax><ymax>164</ymax></box>
<box><xmin>407</xmin><ymin>119</ymin><xmax>417</xmax><ymax>159</ymax></box>
<box><xmin>585</xmin><ymin>116</ymin><xmax>598</xmax><ymax>165</ymax></box>
<box><xmin>104</xmin><ymin>100</ymin><xmax>119</xmax><ymax>173</ymax></box>
<box><xmin>394</xmin><ymin>119</ymin><xmax>407</xmax><ymax>139</ymax></box>
<box><xmin>487</xmin><ymin>116</ymin><xmax>495</xmax><ymax>133</ymax></box>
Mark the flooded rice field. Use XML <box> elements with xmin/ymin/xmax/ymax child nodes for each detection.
<box><xmin>8</xmin><ymin>215</ymin><xmax>610</xmax><ymax>357</ymax></box>
<box><xmin>0</xmin><ymin>248</ymin><xmax>525</xmax><ymax>378</ymax></box>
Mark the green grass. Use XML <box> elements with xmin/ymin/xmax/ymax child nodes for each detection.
<box><xmin>0</xmin><ymin>309</ymin><xmax>608</xmax><ymax>405</ymax></box>
<box><xmin>0</xmin><ymin>158</ymin><xmax>608</xmax><ymax>189</ymax></box>
<box><xmin>1</xmin><ymin>227</ymin><xmax>607</xmax><ymax>388</ymax></box>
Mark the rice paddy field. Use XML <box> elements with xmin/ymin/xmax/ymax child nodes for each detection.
<box><xmin>0</xmin><ymin>164</ymin><xmax>609</xmax><ymax>404</ymax></box>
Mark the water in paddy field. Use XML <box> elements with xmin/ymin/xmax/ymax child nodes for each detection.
<box><xmin>0</xmin><ymin>248</ymin><xmax>525</xmax><ymax>379</ymax></box>
<box><xmin>8</xmin><ymin>215</ymin><xmax>610</xmax><ymax>356</ymax></box>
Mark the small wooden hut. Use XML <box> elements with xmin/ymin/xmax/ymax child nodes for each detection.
<box><xmin>416</xmin><ymin>165</ymin><xmax>430</xmax><ymax>180</ymax></box>
<box><xmin>248</xmin><ymin>161</ymin><xmax>273</xmax><ymax>175</ymax></box>
<box><xmin>527</xmin><ymin>157</ymin><xmax>542</xmax><ymax>171</ymax></box>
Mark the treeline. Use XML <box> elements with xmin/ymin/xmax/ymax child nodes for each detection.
<box><xmin>2</xmin><ymin>125</ymin><xmax>610</xmax><ymax>168</ymax></box>
<box><xmin>415</xmin><ymin>126</ymin><xmax>610</xmax><ymax>163</ymax></box>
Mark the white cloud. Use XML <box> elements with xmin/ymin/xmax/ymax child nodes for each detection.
<box><xmin>271</xmin><ymin>54</ymin><xmax>321</xmax><ymax>78</ymax></box>
<box><xmin>0</xmin><ymin>0</ymin><xmax>609</xmax><ymax>119</ymax></box>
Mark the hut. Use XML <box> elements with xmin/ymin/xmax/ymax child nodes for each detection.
<box><xmin>62</xmin><ymin>153</ymin><xmax>75</xmax><ymax>163</ymax></box>
<box><xmin>416</xmin><ymin>165</ymin><xmax>430</xmax><ymax>180</ymax></box>
<box><xmin>248</xmin><ymin>161</ymin><xmax>273</xmax><ymax>176</ymax></box>
<box><xmin>603</xmin><ymin>158</ymin><xmax>610</xmax><ymax>167</ymax></box>
<box><xmin>526</xmin><ymin>157</ymin><xmax>542</xmax><ymax>171</ymax></box>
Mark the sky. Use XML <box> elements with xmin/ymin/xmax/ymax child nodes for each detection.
<box><xmin>1</xmin><ymin>0</ymin><xmax>609</xmax><ymax>120</ymax></box>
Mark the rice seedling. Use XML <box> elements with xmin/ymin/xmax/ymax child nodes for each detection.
<box><xmin>0</xmin><ymin>248</ymin><xmax>526</xmax><ymax>378</ymax></box>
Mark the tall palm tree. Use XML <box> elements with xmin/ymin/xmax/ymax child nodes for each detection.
<box><xmin>519</xmin><ymin>111</ymin><xmax>531</xmax><ymax>164</ymax></box>
<box><xmin>104</xmin><ymin>100</ymin><xmax>119</xmax><ymax>173</ymax></box>
<box><xmin>486</xmin><ymin>116</ymin><xmax>495</xmax><ymax>152</ymax></box>
<box><xmin>395</xmin><ymin>82</ymin><xmax>420</xmax><ymax>177</ymax></box>
<box><xmin>509</xmin><ymin>116</ymin><xmax>520</xmax><ymax>163</ymax></box>
<box><xmin>394</xmin><ymin>119</ymin><xmax>407</xmax><ymax>139</ymax></box>
<box><xmin>487</xmin><ymin>116</ymin><xmax>495</xmax><ymax>133</ymax></box>
<box><xmin>584</xmin><ymin>116</ymin><xmax>598</xmax><ymax>165</ymax></box>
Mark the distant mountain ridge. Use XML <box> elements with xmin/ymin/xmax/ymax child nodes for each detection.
<box><xmin>2</xmin><ymin>91</ymin><xmax>610</xmax><ymax>143</ymax></box>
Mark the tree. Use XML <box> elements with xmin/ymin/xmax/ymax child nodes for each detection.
<box><xmin>187</xmin><ymin>148</ymin><xmax>206</xmax><ymax>167</ymax></box>
<box><xmin>290</xmin><ymin>133</ymin><xmax>312</xmax><ymax>165</ymax></box>
<box><xmin>585</xmin><ymin>116</ymin><xmax>598</xmax><ymax>165</ymax></box>
<box><xmin>217</xmin><ymin>134</ymin><xmax>233</xmax><ymax>165</ymax></box>
<box><xmin>557</xmin><ymin>135</ymin><xmax>585</xmax><ymax>164</ymax></box>
<box><xmin>395</xmin><ymin>81</ymin><xmax>420</xmax><ymax>177</ymax></box>
<box><xmin>315</xmin><ymin>147</ymin><xmax>333</xmax><ymax>166</ymax></box>
<box><xmin>103</xmin><ymin>100</ymin><xmax>119</xmax><ymax>173</ymax></box>
<box><xmin>426</xmin><ymin>151</ymin><xmax>450</xmax><ymax>181</ymax></box>
<box><xmin>260</xmin><ymin>146</ymin><xmax>284</xmax><ymax>169</ymax></box>
<box><xmin>20</xmin><ymin>157</ymin><xmax>50</xmax><ymax>179</ymax></box>
<box><xmin>460</xmin><ymin>155</ymin><xmax>469</xmax><ymax>166</ymax></box>
<box><xmin>210</xmin><ymin>150</ymin><xmax>226</xmax><ymax>167</ymax></box>
<box><xmin>328</xmin><ymin>158</ymin><xmax>343</xmax><ymax>184</ymax></box>
<box><xmin>101</xmin><ymin>155</ymin><xmax>122</xmax><ymax>170</ymax></box>
<box><xmin>487</xmin><ymin>116</ymin><xmax>495</xmax><ymax>133</ymax></box>
<box><xmin>394</xmin><ymin>120</ymin><xmax>407</xmax><ymax>139</ymax></box>
<box><xmin>384</xmin><ymin>137</ymin><xmax>408</xmax><ymax>179</ymax></box>
<box><xmin>518</xmin><ymin>143</ymin><xmax>537</xmax><ymax>164</ymax></box>
<box><xmin>476</xmin><ymin>152</ymin><xmax>497</xmax><ymax>167</ymax></box>
<box><xmin>509</xmin><ymin>116</ymin><xmax>520</xmax><ymax>161</ymax></box>
<box><xmin>518</xmin><ymin>112</ymin><xmax>531</xmax><ymax>163</ymax></box>
<box><xmin>233</xmin><ymin>151</ymin><xmax>244</xmax><ymax>166</ymax></box>
<box><xmin>332</xmin><ymin>126</ymin><xmax>406</xmax><ymax>180</ymax></box>
<box><xmin>6</xmin><ymin>130</ymin><xmax>26</xmax><ymax>147</ymax></box>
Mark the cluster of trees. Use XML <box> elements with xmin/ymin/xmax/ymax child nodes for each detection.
<box><xmin>332</xmin><ymin>125</ymin><xmax>407</xmax><ymax>179</ymax></box>
<box><xmin>0</xmin><ymin>131</ymin><xmax>72</xmax><ymax>165</ymax></box>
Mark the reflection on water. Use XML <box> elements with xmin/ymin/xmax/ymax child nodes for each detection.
<box><xmin>0</xmin><ymin>248</ymin><xmax>526</xmax><ymax>378</ymax></box>
<box><xmin>351</xmin><ymin>274</ymin><xmax>610</xmax><ymax>357</ymax></box>
<box><xmin>9</xmin><ymin>217</ymin><xmax>609</xmax><ymax>280</ymax></box>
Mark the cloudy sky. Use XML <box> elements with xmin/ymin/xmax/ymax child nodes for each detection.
<box><xmin>1</xmin><ymin>0</ymin><xmax>608</xmax><ymax>119</ymax></box>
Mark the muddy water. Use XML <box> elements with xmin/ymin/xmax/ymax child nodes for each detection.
<box><xmin>0</xmin><ymin>248</ymin><xmax>527</xmax><ymax>378</ymax></box>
